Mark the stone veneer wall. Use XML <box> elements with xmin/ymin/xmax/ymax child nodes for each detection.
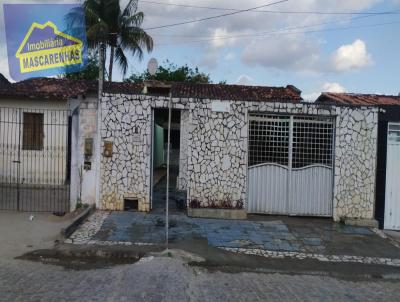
<box><xmin>187</xmin><ymin>101</ymin><xmax>247</xmax><ymax>208</ymax></box>
<box><xmin>333</xmin><ymin>107</ymin><xmax>378</xmax><ymax>221</ymax></box>
<box><xmin>100</xmin><ymin>94</ymin><xmax>188</xmax><ymax>211</ymax></box>
<box><xmin>99</xmin><ymin>93</ymin><xmax>378</xmax><ymax>222</ymax></box>
<box><xmin>177</xmin><ymin>110</ymin><xmax>189</xmax><ymax>191</ymax></box>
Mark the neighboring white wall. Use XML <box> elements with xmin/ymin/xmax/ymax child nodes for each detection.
<box><xmin>69</xmin><ymin>108</ymin><xmax>80</xmax><ymax>211</ymax></box>
<box><xmin>76</xmin><ymin>97</ymin><xmax>99</xmax><ymax>207</ymax></box>
<box><xmin>0</xmin><ymin>99</ymin><xmax>69</xmax><ymax>185</ymax></box>
<box><xmin>0</xmin><ymin>97</ymin><xmax>102</xmax><ymax>211</ymax></box>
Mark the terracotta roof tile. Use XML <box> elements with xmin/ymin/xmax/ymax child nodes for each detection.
<box><xmin>0</xmin><ymin>74</ymin><xmax>10</xmax><ymax>87</ymax></box>
<box><xmin>316</xmin><ymin>92</ymin><xmax>400</xmax><ymax>106</ymax></box>
<box><xmin>0</xmin><ymin>77</ymin><xmax>302</xmax><ymax>102</ymax></box>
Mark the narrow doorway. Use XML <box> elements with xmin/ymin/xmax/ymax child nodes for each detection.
<box><xmin>151</xmin><ymin>108</ymin><xmax>186</xmax><ymax>213</ymax></box>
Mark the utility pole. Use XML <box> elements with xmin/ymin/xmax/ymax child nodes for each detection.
<box><xmin>95</xmin><ymin>42</ymin><xmax>105</xmax><ymax>209</ymax></box>
<box><xmin>98</xmin><ymin>43</ymin><xmax>105</xmax><ymax>98</ymax></box>
<box><xmin>165</xmin><ymin>91</ymin><xmax>172</xmax><ymax>249</ymax></box>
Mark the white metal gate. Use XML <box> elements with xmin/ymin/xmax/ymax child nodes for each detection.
<box><xmin>247</xmin><ymin>114</ymin><xmax>334</xmax><ymax>216</ymax></box>
<box><xmin>384</xmin><ymin>123</ymin><xmax>400</xmax><ymax>230</ymax></box>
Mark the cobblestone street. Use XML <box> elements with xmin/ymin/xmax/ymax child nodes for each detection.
<box><xmin>1</xmin><ymin>255</ymin><xmax>400</xmax><ymax>302</ymax></box>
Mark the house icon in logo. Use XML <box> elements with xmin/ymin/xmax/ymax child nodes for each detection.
<box><xmin>15</xmin><ymin>21</ymin><xmax>83</xmax><ymax>73</ymax></box>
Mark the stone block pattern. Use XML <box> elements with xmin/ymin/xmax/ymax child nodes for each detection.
<box><xmin>187</xmin><ymin>100</ymin><xmax>247</xmax><ymax>208</ymax></box>
<box><xmin>99</xmin><ymin>93</ymin><xmax>378</xmax><ymax>222</ymax></box>
<box><xmin>177</xmin><ymin>110</ymin><xmax>189</xmax><ymax>191</ymax></box>
<box><xmin>101</xmin><ymin>94</ymin><xmax>152</xmax><ymax>211</ymax></box>
<box><xmin>333</xmin><ymin>107</ymin><xmax>378</xmax><ymax>220</ymax></box>
<box><xmin>100</xmin><ymin>94</ymin><xmax>189</xmax><ymax>211</ymax></box>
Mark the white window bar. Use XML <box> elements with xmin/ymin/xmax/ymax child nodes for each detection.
<box><xmin>248</xmin><ymin>114</ymin><xmax>334</xmax><ymax>169</ymax></box>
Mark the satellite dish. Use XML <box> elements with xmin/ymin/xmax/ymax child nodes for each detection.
<box><xmin>147</xmin><ymin>58</ymin><xmax>158</xmax><ymax>76</ymax></box>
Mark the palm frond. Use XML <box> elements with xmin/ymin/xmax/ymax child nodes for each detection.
<box><xmin>80</xmin><ymin>0</ymin><xmax>153</xmax><ymax>74</ymax></box>
<box><xmin>115</xmin><ymin>46</ymin><xmax>128</xmax><ymax>75</ymax></box>
<box><xmin>121</xmin><ymin>0</ymin><xmax>138</xmax><ymax>19</ymax></box>
<box><xmin>121</xmin><ymin>26</ymin><xmax>154</xmax><ymax>52</ymax></box>
<box><xmin>122</xmin><ymin>12</ymin><xmax>144</xmax><ymax>28</ymax></box>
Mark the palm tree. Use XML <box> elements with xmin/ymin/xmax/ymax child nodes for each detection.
<box><xmin>68</xmin><ymin>0</ymin><xmax>153</xmax><ymax>82</ymax></box>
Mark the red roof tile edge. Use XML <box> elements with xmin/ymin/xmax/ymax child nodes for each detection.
<box><xmin>316</xmin><ymin>92</ymin><xmax>400</xmax><ymax>106</ymax></box>
<box><xmin>0</xmin><ymin>77</ymin><xmax>302</xmax><ymax>102</ymax></box>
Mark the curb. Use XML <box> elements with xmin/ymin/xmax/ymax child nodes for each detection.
<box><xmin>61</xmin><ymin>204</ymin><xmax>95</xmax><ymax>238</ymax></box>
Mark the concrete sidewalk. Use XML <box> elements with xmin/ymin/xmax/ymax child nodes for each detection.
<box><xmin>68</xmin><ymin>211</ymin><xmax>400</xmax><ymax>265</ymax></box>
<box><xmin>0</xmin><ymin>211</ymin><xmax>78</xmax><ymax>259</ymax></box>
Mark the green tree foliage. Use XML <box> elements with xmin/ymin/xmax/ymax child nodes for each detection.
<box><xmin>125</xmin><ymin>61</ymin><xmax>213</xmax><ymax>84</ymax></box>
<box><xmin>64</xmin><ymin>52</ymin><xmax>100</xmax><ymax>80</ymax></box>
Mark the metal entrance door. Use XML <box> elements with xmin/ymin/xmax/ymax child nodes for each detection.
<box><xmin>0</xmin><ymin>107</ymin><xmax>71</xmax><ymax>212</ymax></box>
<box><xmin>384</xmin><ymin>123</ymin><xmax>400</xmax><ymax>230</ymax></box>
<box><xmin>248</xmin><ymin>114</ymin><xmax>335</xmax><ymax>216</ymax></box>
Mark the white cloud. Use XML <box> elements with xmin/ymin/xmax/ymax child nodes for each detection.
<box><xmin>224</xmin><ymin>52</ymin><xmax>236</xmax><ymax>61</ymax></box>
<box><xmin>303</xmin><ymin>82</ymin><xmax>346</xmax><ymax>102</ymax></box>
<box><xmin>138</xmin><ymin>0</ymin><xmax>382</xmax><ymax>70</ymax></box>
<box><xmin>211</xmin><ymin>28</ymin><xmax>237</xmax><ymax>49</ymax></box>
<box><xmin>331</xmin><ymin>39</ymin><xmax>372</xmax><ymax>71</ymax></box>
<box><xmin>0</xmin><ymin>0</ymin><xmax>383</xmax><ymax>78</ymax></box>
<box><xmin>322</xmin><ymin>82</ymin><xmax>346</xmax><ymax>93</ymax></box>
<box><xmin>302</xmin><ymin>92</ymin><xmax>321</xmax><ymax>102</ymax></box>
<box><xmin>241</xmin><ymin>35</ymin><xmax>320</xmax><ymax>72</ymax></box>
<box><xmin>236</xmin><ymin>74</ymin><xmax>254</xmax><ymax>85</ymax></box>
<box><xmin>0</xmin><ymin>59</ymin><xmax>11</xmax><ymax>81</ymax></box>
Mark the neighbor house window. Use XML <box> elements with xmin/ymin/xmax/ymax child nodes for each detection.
<box><xmin>23</xmin><ymin>112</ymin><xmax>44</xmax><ymax>150</ymax></box>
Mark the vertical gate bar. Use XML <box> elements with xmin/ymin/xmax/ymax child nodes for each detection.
<box><xmin>68</xmin><ymin>111</ymin><xmax>71</xmax><ymax>211</ymax></box>
<box><xmin>1</xmin><ymin>108</ymin><xmax>4</xmax><ymax>209</ymax></box>
<box><xmin>33</xmin><ymin>110</ymin><xmax>36</xmax><ymax>212</ymax></box>
<box><xmin>7</xmin><ymin>108</ymin><xmax>11</xmax><ymax>209</ymax></box>
<box><xmin>6</xmin><ymin>108</ymin><xmax>9</xmax><ymax>209</ymax></box>
<box><xmin>7</xmin><ymin>109</ymin><xmax>12</xmax><ymax>209</ymax></box>
<box><xmin>59</xmin><ymin>111</ymin><xmax>62</xmax><ymax>211</ymax></box>
<box><xmin>67</xmin><ymin>113</ymin><xmax>72</xmax><ymax>212</ymax></box>
<box><xmin>31</xmin><ymin>110</ymin><xmax>34</xmax><ymax>212</ymax></box>
<box><xmin>1</xmin><ymin>108</ymin><xmax>3</xmax><ymax>208</ymax></box>
<box><xmin>51</xmin><ymin>110</ymin><xmax>55</xmax><ymax>212</ymax></box>
<box><xmin>17</xmin><ymin>109</ymin><xmax>21</xmax><ymax>211</ymax></box>
<box><xmin>0</xmin><ymin>108</ymin><xmax>2</xmax><ymax>208</ymax></box>
<box><xmin>44</xmin><ymin>110</ymin><xmax>48</xmax><ymax>211</ymax></box>
<box><xmin>287</xmin><ymin>116</ymin><xmax>293</xmax><ymax>214</ymax></box>
<box><xmin>56</xmin><ymin>110</ymin><xmax>59</xmax><ymax>212</ymax></box>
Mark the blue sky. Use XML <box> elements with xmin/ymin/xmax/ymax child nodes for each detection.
<box><xmin>1</xmin><ymin>0</ymin><xmax>400</xmax><ymax>100</ymax></box>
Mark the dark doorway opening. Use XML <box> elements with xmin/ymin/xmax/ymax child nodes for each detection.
<box><xmin>152</xmin><ymin>108</ymin><xmax>186</xmax><ymax>213</ymax></box>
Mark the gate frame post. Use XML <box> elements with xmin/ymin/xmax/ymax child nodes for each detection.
<box><xmin>286</xmin><ymin>116</ymin><xmax>294</xmax><ymax>214</ymax></box>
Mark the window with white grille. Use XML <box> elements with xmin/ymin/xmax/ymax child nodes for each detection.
<box><xmin>248</xmin><ymin>114</ymin><xmax>334</xmax><ymax>168</ymax></box>
<box><xmin>248</xmin><ymin>115</ymin><xmax>289</xmax><ymax>167</ymax></box>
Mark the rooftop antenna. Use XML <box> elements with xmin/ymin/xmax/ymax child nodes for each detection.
<box><xmin>143</xmin><ymin>58</ymin><xmax>158</xmax><ymax>94</ymax></box>
<box><xmin>147</xmin><ymin>57</ymin><xmax>158</xmax><ymax>78</ymax></box>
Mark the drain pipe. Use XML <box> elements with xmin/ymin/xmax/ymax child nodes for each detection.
<box><xmin>165</xmin><ymin>92</ymin><xmax>172</xmax><ymax>249</ymax></box>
